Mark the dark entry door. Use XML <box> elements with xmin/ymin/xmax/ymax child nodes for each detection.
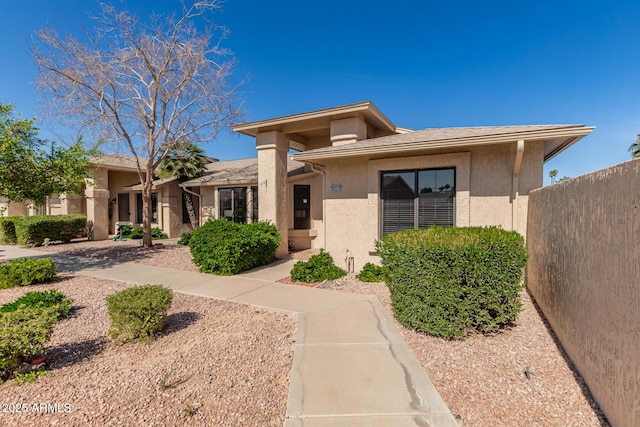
<box><xmin>294</xmin><ymin>185</ymin><xmax>310</xmax><ymax>229</ymax></box>
<box><xmin>117</xmin><ymin>193</ymin><xmax>130</xmax><ymax>222</ymax></box>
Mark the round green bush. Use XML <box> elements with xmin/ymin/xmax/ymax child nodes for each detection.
<box><xmin>376</xmin><ymin>226</ymin><xmax>529</xmax><ymax>339</ymax></box>
<box><xmin>188</xmin><ymin>219</ymin><xmax>280</xmax><ymax>275</ymax></box>
<box><xmin>106</xmin><ymin>285</ymin><xmax>173</xmax><ymax>343</ymax></box>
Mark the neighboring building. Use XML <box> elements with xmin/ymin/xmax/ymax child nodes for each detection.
<box><xmin>1</xmin><ymin>101</ymin><xmax>594</xmax><ymax>272</ymax></box>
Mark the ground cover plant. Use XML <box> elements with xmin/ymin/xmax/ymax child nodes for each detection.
<box><xmin>106</xmin><ymin>285</ymin><xmax>173</xmax><ymax>343</ymax></box>
<box><xmin>189</xmin><ymin>218</ymin><xmax>280</xmax><ymax>275</ymax></box>
<box><xmin>0</xmin><ymin>289</ymin><xmax>72</xmax><ymax>320</ymax></box>
<box><xmin>177</xmin><ymin>231</ymin><xmax>192</xmax><ymax>245</ymax></box>
<box><xmin>0</xmin><ymin>257</ymin><xmax>57</xmax><ymax>288</ymax></box>
<box><xmin>376</xmin><ymin>226</ymin><xmax>528</xmax><ymax>338</ymax></box>
<box><xmin>290</xmin><ymin>250</ymin><xmax>346</xmax><ymax>282</ymax></box>
<box><xmin>121</xmin><ymin>226</ymin><xmax>168</xmax><ymax>240</ymax></box>
<box><xmin>356</xmin><ymin>262</ymin><xmax>387</xmax><ymax>282</ymax></box>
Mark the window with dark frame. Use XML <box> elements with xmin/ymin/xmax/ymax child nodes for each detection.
<box><xmin>218</xmin><ymin>187</ymin><xmax>247</xmax><ymax>223</ymax></box>
<box><xmin>381</xmin><ymin>168</ymin><xmax>455</xmax><ymax>237</ymax></box>
<box><xmin>251</xmin><ymin>186</ymin><xmax>258</xmax><ymax>223</ymax></box>
<box><xmin>135</xmin><ymin>193</ymin><xmax>158</xmax><ymax>224</ymax></box>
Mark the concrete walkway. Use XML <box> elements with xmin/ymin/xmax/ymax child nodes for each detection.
<box><xmin>0</xmin><ymin>245</ymin><xmax>458</xmax><ymax>427</ymax></box>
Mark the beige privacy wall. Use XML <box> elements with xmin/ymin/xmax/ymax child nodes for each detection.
<box><xmin>526</xmin><ymin>158</ymin><xmax>640</xmax><ymax>427</ymax></box>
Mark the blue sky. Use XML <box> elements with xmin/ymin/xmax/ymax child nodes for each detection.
<box><xmin>1</xmin><ymin>1</ymin><xmax>639</xmax><ymax>183</ymax></box>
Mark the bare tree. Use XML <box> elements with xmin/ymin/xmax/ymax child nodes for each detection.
<box><xmin>32</xmin><ymin>1</ymin><xmax>243</xmax><ymax>247</ymax></box>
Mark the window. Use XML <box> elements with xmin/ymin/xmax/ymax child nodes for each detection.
<box><xmin>381</xmin><ymin>168</ymin><xmax>455</xmax><ymax>236</ymax></box>
<box><xmin>251</xmin><ymin>186</ymin><xmax>258</xmax><ymax>223</ymax></box>
<box><xmin>219</xmin><ymin>187</ymin><xmax>247</xmax><ymax>223</ymax></box>
<box><xmin>136</xmin><ymin>193</ymin><xmax>158</xmax><ymax>224</ymax></box>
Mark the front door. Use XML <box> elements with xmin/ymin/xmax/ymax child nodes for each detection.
<box><xmin>294</xmin><ymin>185</ymin><xmax>310</xmax><ymax>229</ymax></box>
<box><xmin>117</xmin><ymin>193</ymin><xmax>130</xmax><ymax>222</ymax></box>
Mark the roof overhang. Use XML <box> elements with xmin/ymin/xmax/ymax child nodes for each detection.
<box><xmin>292</xmin><ymin>125</ymin><xmax>594</xmax><ymax>165</ymax></box>
<box><xmin>232</xmin><ymin>101</ymin><xmax>397</xmax><ymax>138</ymax></box>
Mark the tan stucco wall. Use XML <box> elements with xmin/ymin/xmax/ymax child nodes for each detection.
<box><xmin>526</xmin><ymin>158</ymin><xmax>640</xmax><ymax>427</ymax></box>
<box><xmin>323</xmin><ymin>142</ymin><xmax>543</xmax><ymax>272</ymax></box>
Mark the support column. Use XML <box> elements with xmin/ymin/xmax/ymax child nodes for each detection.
<box><xmin>61</xmin><ymin>193</ymin><xmax>83</xmax><ymax>215</ymax></box>
<box><xmin>85</xmin><ymin>168</ymin><xmax>110</xmax><ymax>240</ymax></box>
<box><xmin>257</xmin><ymin>130</ymin><xmax>289</xmax><ymax>257</ymax></box>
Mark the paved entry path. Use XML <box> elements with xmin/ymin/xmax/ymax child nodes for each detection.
<box><xmin>0</xmin><ymin>245</ymin><xmax>458</xmax><ymax>427</ymax></box>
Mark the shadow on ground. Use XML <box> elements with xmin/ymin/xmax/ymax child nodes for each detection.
<box><xmin>46</xmin><ymin>337</ymin><xmax>110</xmax><ymax>370</ymax></box>
<box><xmin>162</xmin><ymin>311</ymin><xmax>200</xmax><ymax>335</ymax></box>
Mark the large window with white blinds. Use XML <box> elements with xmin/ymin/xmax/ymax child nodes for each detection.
<box><xmin>381</xmin><ymin>168</ymin><xmax>455</xmax><ymax>236</ymax></box>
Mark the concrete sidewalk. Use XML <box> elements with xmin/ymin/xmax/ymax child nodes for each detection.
<box><xmin>0</xmin><ymin>245</ymin><xmax>458</xmax><ymax>427</ymax></box>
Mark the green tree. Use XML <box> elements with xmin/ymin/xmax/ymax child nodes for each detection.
<box><xmin>158</xmin><ymin>142</ymin><xmax>207</xmax><ymax>228</ymax></box>
<box><xmin>0</xmin><ymin>103</ymin><xmax>96</xmax><ymax>209</ymax></box>
<box><xmin>629</xmin><ymin>134</ymin><xmax>640</xmax><ymax>158</ymax></box>
<box><xmin>549</xmin><ymin>169</ymin><xmax>558</xmax><ymax>184</ymax></box>
<box><xmin>32</xmin><ymin>1</ymin><xmax>242</xmax><ymax>247</ymax></box>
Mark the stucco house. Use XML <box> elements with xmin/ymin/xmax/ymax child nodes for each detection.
<box><xmin>1</xmin><ymin>101</ymin><xmax>593</xmax><ymax>272</ymax></box>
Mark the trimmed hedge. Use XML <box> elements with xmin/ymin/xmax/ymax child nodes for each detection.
<box><xmin>0</xmin><ymin>217</ymin><xmax>19</xmax><ymax>244</ymax></box>
<box><xmin>0</xmin><ymin>258</ymin><xmax>57</xmax><ymax>289</ymax></box>
<box><xmin>0</xmin><ymin>306</ymin><xmax>58</xmax><ymax>381</ymax></box>
<box><xmin>376</xmin><ymin>226</ymin><xmax>528</xmax><ymax>339</ymax></box>
<box><xmin>290</xmin><ymin>250</ymin><xmax>346</xmax><ymax>282</ymax></box>
<box><xmin>14</xmin><ymin>214</ymin><xmax>86</xmax><ymax>246</ymax></box>
<box><xmin>106</xmin><ymin>285</ymin><xmax>173</xmax><ymax>343</ymax></box>
<box><xmin>189</xmin><ymin>218</ymin><xmax>280</xmax><ymax>275</ymax></box>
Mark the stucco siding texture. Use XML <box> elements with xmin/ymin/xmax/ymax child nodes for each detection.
<box><xmin>324</xmin><ymin>159</ymin><xmax>370</xmax><ymax>271</ymax></box>
<box><xmin>323</xmin><ymin>142</ymin><xmax>541</xmax><ymax>272</ymax></box>
<box><xmin>526</xmin><ymin>158</ymin><xmax>640</xmax><ymax>427</ymax></box>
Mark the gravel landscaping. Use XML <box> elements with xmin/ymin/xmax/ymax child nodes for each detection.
<box><xmin>0</xmin><ymin>254</ymin><xmax>296</xmax><ymax>426</ymax></box>
<box><xmin>29</xmin><ymin>237</ymin><xmax>610</xmax><ymax>426</ymax></box>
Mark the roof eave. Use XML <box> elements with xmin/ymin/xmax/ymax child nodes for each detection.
<box><xmin>292</xmin><ymin>126</ymin><xmax>595</xmax><ymax>164</ymax></box>
<box><xmin>232</xmin><ymin>101</ymin><xmax>396</xmax><ymax>136</ymax></box>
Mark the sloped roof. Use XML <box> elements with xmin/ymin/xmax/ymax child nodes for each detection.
<box><xmin>181</xmin><ymin>157</ymin><xmax>308</xmax><ymax>187</ymax></box>
<box><xmin>292</xmin><ymin>124</ymin><xmax>594</xmax><ymax>164</ymax></box>
<box><xmin>91</xmin><ymin>154</ymin><xmax>146</xmax><ymax>171</ymax></box>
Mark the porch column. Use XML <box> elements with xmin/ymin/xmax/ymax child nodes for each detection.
<box><xmin>61</xmin><ymin>193</ymin><xmax>83</xmax><ymax>214</ymax></box>
<box><xmin>85</xmin><ymin>168</ymin><xmax>110</xmax><ymax>240</ymax></box>
<box><xmin>257</xmin><ymin>130</ymin><xmax>289</xmax><ymax>257</ymax></box>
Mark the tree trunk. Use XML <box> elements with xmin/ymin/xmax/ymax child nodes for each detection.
<box><xmin>141</xmin><ymin>172</ymin><xmax>153</xmax><ymax>248</ymax></box>
<box><xmin>183</xmin><ymin>191</ymin><xmax>199</xmax><ymax>228</ymax></box>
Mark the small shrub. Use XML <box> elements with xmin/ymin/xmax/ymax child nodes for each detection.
<box><xmin>0</xmin><ymin>290</ymin><xmax>72</xmax><ymax>320</ymax></box>
<box><xmin>106</xmin><ymin>285</ymin><xmax>173</xmax><ymax>343</ymax></box>
<box><xmin>189</xmin><ymin>219</ymin><xmax>280</xmax><ymax>275</ymax></box>
<box><xmin>0</xmin><ymin>258</ymin><xmax>57</xmax><ymax>289</ymax></box>
<box><xmin>290</xmin><ymin>250</ymin><xmax>347</xmax><ymax>283</ymax></box>
<box><xmin>14</xmin><ymin>214</ymin><xmax>86</xmax><ymax>246</ymax></box>
<box><xmin>376</xmin><ymin>226</ymin><xmax>529</xmax><ymax>339</ymax></box>
<box><xmin>357</xmin><ymin>262</ymin><xmax>387</xmax><ymax>282</ymax></box>
<box><xmin>0</xmin><ymin>217</ymin><xmax>19</xmax><ymax>244</ymax></box>
<box><xmin>0</xmin><ymin>307</ymin><xmax>58</xmax><ymax>381</ymax></box>
<box><xmin>128</xmin><ymin>226</ymin><xmax>144</xmax><ymax>239</ymax></box>
<box><xmin>177</xmin><ymin>231</ymin><xmax>192</xmax><ymax>246</ymax></box>
<box><xmin>126</xmin><ymin>226</ymin><xmax>168</xmax><ymax>240</ymax></box>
